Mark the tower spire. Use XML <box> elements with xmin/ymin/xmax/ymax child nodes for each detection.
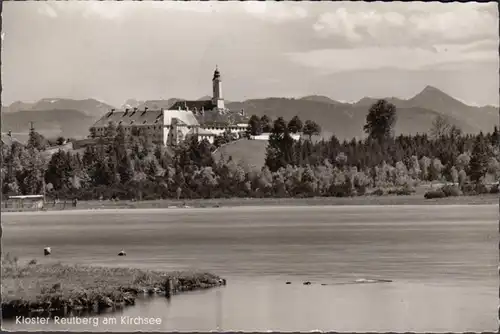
<box><xmin>212</xmin><ymin>65</ymin><xmax>224</xmax><ymax>110</ymax></box>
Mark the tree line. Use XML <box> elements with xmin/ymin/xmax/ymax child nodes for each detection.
<box><xmin>1</xmin><ymin>99</ymin><xmax>499</xmax><ymax>200</ymax></box>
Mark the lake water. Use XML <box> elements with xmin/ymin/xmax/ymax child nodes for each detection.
<box><xmin>2</xmin><ymin>205</ymin><xmax>498</xmax><ymax>332</ymax></box>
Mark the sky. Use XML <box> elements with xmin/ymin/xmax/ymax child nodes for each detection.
<box><xmin>2</xmin><ymin>1</ymin><xmax>499</xmax><ymax>107</ymax></box>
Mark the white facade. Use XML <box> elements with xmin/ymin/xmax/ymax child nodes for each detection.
<box><xmin>250</xmin><ymin>133</ymin><xmax>302</xmax><ymax>141</ymax></box>
<box><xmin>90</xmin><ymin>66</ymin><xmax>249</xmax><ymax>146</ymax></box>
<box><xmin>91</xmin><ymin>109</ymin><xmax>249</xmax><ymax>146</ymax></box>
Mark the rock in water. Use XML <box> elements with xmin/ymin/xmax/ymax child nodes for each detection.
<box><xmin>303</xmin><ymin>281</ymin><xmax>311</xmax><ymax>285</ymax></box>
<box><xmin>285</xmin><ymin>282</ymin><xmax>291</xmax><ymax>285</ymax></box>
<box><xmin>118</xmin><ymin>250</ymin><xmax>126</xmax><ymax>256</ymax></box>
<box><xmin>44</xmin><ymin>247</ymin><xmax>51</xmax><ymax>256</ymax></box>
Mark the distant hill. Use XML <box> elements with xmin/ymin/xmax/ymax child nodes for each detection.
<box><xmin>3</xmin><ymin>85</ymin><xmax>497</xmax><ymax>141</ymax></box>
<box><xmin>121</xmin><ymin>99</ymin><xmax>144</xmax><ymax>109</ymax></box>
<box><xmin>1</xmin><ymin>109</ymin><xmax>95</xmax><ymax>139</ymax></box>
<box><xmin>226</xmin><ymin>86</ymin><xmax>497</xmax><ymax>139</ymax></box>
<box><xmin>299</xmin><ymin>95</ymin><xmax>344</xmax><ymax>105</ymax></box>
<box><xmin>24</xmin><ymin>98</ymin><xmax>115</xmax><ymax>118</ymax></box>
<box><xmin>197</xmin><ymin>95</ymin><xmax>212</xmax><ymax>101</ymax></box>
<box><xmin>1</xmin><ymin>98</ymin><xmax>115</xmax><ymax>139</ymax></box>
<box><xmin>353</xmin><ymin>86</ymin><xmax>498</xmax><ymax>133</ymax></box>
<box><xmin>3</xmin><ymin>101</ymin><xmax>36</xmax><ymax>113</ymax></box>
<box><xmin>226</xmin><ymin>98</ymin><xmax>469</xmax><ymax>140</ymax></box>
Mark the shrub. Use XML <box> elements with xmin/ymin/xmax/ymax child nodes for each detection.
<box><xmin>461</xmin><ymin>183</ymin><xmax>476</xmax><ymax>195</ymax></box>
<box><xmin>475</xmin><ymin>183</ymin><xmax>489</xmax><ymax>194</ymax></box>
<box><xmin>440</xmin><ymin>184</ymin><xmax>461</xmax><ymax>197</ymax></box>
<box><xmin>424</xmin><ymin>190</ymin><xmax>446</xmax><ymax>199</ymax></box>
<box><xmin>387</xmin><ymin>184</ymin><xmax>414</xmax><ymax>196</ymax></box>
<box><xmin>356</xmin><ymin>185</ymin><xmax>367</xmax><ymax>196</ymax></box>
<box><xmin>371</xmin><ymin>188</ymin><xmax>385</xmax><ymax>196</ymax></box>
<box><xmin>395</xmin><ymin>187</ymin><xmax>413</xmax><ymax>196</ymax></box>
<box><xmin>490</xmin><ymin>184</ymin><xmax>499</xmax><ymax>194</ymax></box>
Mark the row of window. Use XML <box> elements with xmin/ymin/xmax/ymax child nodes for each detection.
<box><xmin>95</xmin><ymin>125</ymin><xmax>164</xmax><ymax>132</ymax></box>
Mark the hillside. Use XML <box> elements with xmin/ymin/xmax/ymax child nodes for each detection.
<box><xmin>3</xmin><ymin>85</ymin><xmax>497</xmax><ymax>141</ymax></box>
<box><xmin>353</xmin><ymin>86</ymin><xmax>498</xmax><ymax>133</ymax></box>
<box><xmin>299</xmin><ymin>95</ymin><xmax>345</xmax><ymax>105</ymax></box>
<box><xmin>213</xmin><ymin>139</ymin><xmax>268</xmax><ymax>171</ymax></box>
<box><xmin>1</xmin><ymin>98</ymin><xmax>115</xmax><ymax>139</ymax></box>
<box><xmin>227</xmin><ymin>98</ymin><xmax>474</xmax><ymax>140</ymax></box>
<box><xmin>1</xmin><ymin>109</ymin><xmax>95</xmax><ymax>139</ymax></box>
<box><xmin>25</xmin><ymin>98</ymin><xmax>114</xmax><ymax>118</ymax></box>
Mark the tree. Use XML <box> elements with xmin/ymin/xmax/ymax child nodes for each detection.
<box><xmin>272</xmin><ymin>117</ymin><xmax>288</xmax><ymax>135</ymax></box>
<box><xmin>89</xmin><ymin>127</ymin><xmax>97</xmax><ymax>139</ymax></box>
<box><xmin>56</xmin><ymin>136</ymin><xmax>66</xmax><ymax>146</ymax></box>
<box><xmin>430</xmin><ymin>115</ymin><xmax>452</xmax><ymax>139</ymax></box>
<box><xmin>45</xmin><ymin>150</ymin><xmax>73</xmax><ymax>191</ymax></box>
<box><xmin>492</xmin><ymin>126</ymin><xmax>500</xmax><ymax>146</ymax></box>
<box><xmin>458</xmin><ymin>169</ymin><xmax>467</xmax><ymax>186</ymax></box>
<box><xmin>27</xmin><ymin>129</ymin><xmax>47</xmax><ymax>151</ymax></box>
<box><xmin>287</xmin><ymin>115</ymin><xmax>303</xmax><ymax>134</ymax></box>
<box><xmin>364</xmin><ymin>99</ymin><xmax>397</xmax><ymax>142</ymax></box>
<box><xmin>469</xmin><ymin>134</ymin><xmax>489</xmax><ymax>183</ymax></box>
<box><xmin>260</xmin><ymin>115</ymin><xmax>273</xmax><ymax>133</ymax></box>
<box><xmin>449</xmin><ymin>125</ymin><xmax>462</xmax><ymax>139</ymax></box>
<box><xmin>247</xmin><ymin>115</ymin><xmax>262</xmax><ymax>136</ymax></box>
<box><xmin>117</xmin><ymin>154</ymin><xmax>134</xmax><ymax>184</ymax></box>
<box><xmin>265</xmin><ymin>118</ymin><xmax>295</xmax><ymax>172</ymax></box>
<box><xmin>302</xmin><ymin>120</ymin><xmax>321</xmax><ymax>140</ymax></box>
<box><xmin>20</xmin><ymin>148</ymin><xmax>46</xmax><ymax>195</ymax></box>
<box><xmin>105</xmin><ymin>121</ymin><xmax>117</xmax><ymax>138</ymax></box>
<box><xmin>450</xmin><ymin>166</ymin><xmax>459</xmax><ymax>184</ymax></box>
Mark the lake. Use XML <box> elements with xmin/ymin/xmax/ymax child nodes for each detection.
<box><xmin>1</xmin><ymin>205</ymin><xmax>498</xmax><ymax>332</ymax></box>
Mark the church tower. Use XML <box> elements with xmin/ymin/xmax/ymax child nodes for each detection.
<box><xmin>212</xmin><ymin>66</ymin><xmax>225</xmax><ymax>110</ymax></box>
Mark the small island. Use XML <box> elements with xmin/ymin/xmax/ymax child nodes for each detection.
<box><xmin>1</xmin><ymin>254</ymin><xmax>225</xmax><ymax>318</ymax></box>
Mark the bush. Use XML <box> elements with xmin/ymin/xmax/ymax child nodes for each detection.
<box><xmin>424</xmin><ymin>190</ymin><xmax>446</xmax><ymax>199</ymax></box>
<box><xmin>490</xmin><ymin>184</ymin><xmax>499</xmax><ymax>194</ymax></box>
<box><xmin>387</xmin><ymin>184</ymin><xmax>414</xmax><ymax>196</ymax></box>
<box><xmin>475</xmin><ymin>183</ymin><xmax>489</xmax><ymax>194</ymax></box>
<box><xmin>355</xmin><ymin>185</ymin><xmax>367</xmax><ymax>196</ymax></box>
<box><xmin>371</xmin><ymin>188</ymin><xmax>385</xmax><ymax>196</ymax></box>
<box><xmin>440</xmin><ymin>184</ymin><xmax>461</xmax><ymax>197</ymax></box>
<box><xmin>461</xmin><ymin>183</ymin><xmax>476</xmax><ymax>195</ymax></box>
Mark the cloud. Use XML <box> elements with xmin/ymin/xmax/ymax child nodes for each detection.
<box><xmin>243</xmin><ymin>2</ymin><xmax>308</xmax><ymax>23</ymax></box>
<box><xmin>37</xmin><ymin>3</ymin><xmax>58</xmax><ymax>18</ymax></box>
<box><xmin>313</xmin><ymin>9</ymin><xmax>406</xmax><ymax>43</ymax></box>
<box><xmin>36</xmin><ymin>1</ymin><xmax>308</xmax><ymax>23</ymax></box>
<box><xmin>312</xmin><ymin>3</ymin><xmax>498</xmax><ymax>46</ymax></box>
<box><xmin>287</xmin><ymin>43</ymin><xmax>497</xmax><ymax>73</ymax></box>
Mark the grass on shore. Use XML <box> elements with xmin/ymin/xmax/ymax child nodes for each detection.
<box><xmin>1</xmin><ymin>253</ymin><xmax>224</xmax><ymax>318</ymax></box>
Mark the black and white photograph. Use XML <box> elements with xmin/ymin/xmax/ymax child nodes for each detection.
<box><xmin>1</xmin><ymin>1</ymin><xmax>498</xmax><ymax>332</ymax></box>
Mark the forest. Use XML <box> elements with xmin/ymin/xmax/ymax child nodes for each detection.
<box><xmin>2</xmin><ymin>99</ymin><xmax>499</xmax><ymax>200</ymax></box>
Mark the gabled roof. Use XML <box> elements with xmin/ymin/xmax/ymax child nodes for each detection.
<box><xmin>92</xmin><ymin>109</ymin><xmax>163</xmax><ymax>127</ymax></box>
<box><xmin>91</xmin><ymin>109</ymin><xmax>200</xmax><ymax>127</ymax></box>
<box><xmin>164</xmin><ymin>110</ymin><xmax>200</xmax><ymax>126</ymax></box>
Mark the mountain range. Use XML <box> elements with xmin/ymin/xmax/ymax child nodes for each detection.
<box><xmin>1</xmin><ymin>86</ymin><xmax>498</xmax><ymax>140</ymax></box>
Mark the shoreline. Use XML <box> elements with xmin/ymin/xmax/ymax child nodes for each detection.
<box><xmin>1</xmin><ymin>258</ymin><xmax>225</xmax><ymax>319</ymax></box>
<box><xmin>2</xmin><ymin>194</ymin><xmax>498</xmax><ymax>214</ymax></box>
